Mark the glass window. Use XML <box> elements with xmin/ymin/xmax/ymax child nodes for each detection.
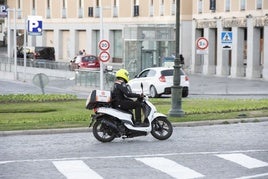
<box><xmin>171</xmin><ymin>0</ymin><xmax>175</xmax><ymax>15</ymax></box>
<box><xmin>113</xmin><ymin>30</ymin><xmax>123</xmax><ymax>58</ymax></box>
<box><xmin>257</xmin><ymin>0</ymin><xmax>262</xmax><ymax>9</ymax></box>
<box><xmin>210</xmin><ymin>0</ymin><xmax>216</xmax><ymax>11</ymax></box>
<box><xmin>225</xmin><ymin>0</ymin><xmax>230</xmax><ymax>11</ymax></box>
<box><xmin>161</xmin><ymin>70</ymin><xmax>173</xmax><ymax>76</ymax></box>
<box><xmin>47</xmin><ymin>0</ymin><xmax>50</xmax><ymax>8</ymax></box>
<box><xmin>138</xmin><ymin>70</ymin><xmax>149</xmax><ymax>78</ymax></box>
<box><xmin>147</xmin><ymin>70</ymin><xmax>156</xmax><ymax>77</ymax></box>
<box><xmin>240</xmin><ymin>0</ymin><xmax>245</xmax><ymax>10</ymax></box>
<box><xmin>150</xmin><ymin>0</ymin><xmax>154</xmax><ymax>16</ymax></box>
<box><xmin>17</xmin><ymin>0</ymin><xmax>21</xmax><ymax>8</ymax></box>
<box><xmin>198</xmin><ymin>0</ymin><xmax>203</xmax><ymax>14</ymax></box>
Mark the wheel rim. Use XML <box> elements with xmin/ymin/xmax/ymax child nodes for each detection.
<box><xmin>93</xmin><ymin>120</ymin><xmax>115</xmax><ymax>142</ymax></box>
<box><xmin>153</xmin><ymin>120</ymin><xmax>169</xmax><ymax>136</ymax></box>
<box><xmin>97</xmin><ymin>123</ymin><xmax>113</xmax><ymax>139</ymax></box>
<box><xmin>151</xmin><ymin>117</ymin><xmax>173</xmax><ymax>140</ymax></box>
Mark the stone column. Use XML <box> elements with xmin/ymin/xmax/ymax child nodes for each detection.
<box><xmin>216</xmin><ymin>20</ymin><xmax>229</xmax><ymax>76</ymax></box>
<box><xmin>86</xmin><ymin>29</ymin><xmax>92</xmax><ymax>54</ymax></box>
<box><xmin>246</xmin><ymin>18</ymin><xmax>261</xmax><ymax>78</ymax></box>
<box><xmin>191</xmin><ymin>20</ymin><xmax>198</xmax><ymax>73</ymax></box>
<box><xmin>263</xmin><ymin>26</ymin><xmax>268</xmax><ymax>80</ymax></box>
<box><xmin>203</xmin><ymin>28</ymin><xmax>216</xmax><ymax>75</ymax></box>
<box><xmin>53</xmin><ymin>29</ymin><xmax>60</xmax><ymax>61</ymax></box>
<box><xmin>35</xmin><ymin>34</ymin><xmax>43</xmax><ymax>46</ymax></box>
<box><xmin>69</xmin><ymin>29</ymin><xmax>76</xmax><ymax>60</ymax></box>
<box><xmin>231</xmin><ymin>27</ymin><xmax>245</xmax><ymax>77</ymax></box>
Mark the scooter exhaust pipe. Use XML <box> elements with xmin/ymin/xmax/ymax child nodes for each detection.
<box><xmin>101</xmin><ymin>119</ymin><xmax>119</xmax><ymax>132</ymax></box>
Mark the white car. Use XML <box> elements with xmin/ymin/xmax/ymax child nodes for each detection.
<box><xmin>128</xmin><ymin>67</ymin><xmax>189</xmax><ymax>98</ymax></box>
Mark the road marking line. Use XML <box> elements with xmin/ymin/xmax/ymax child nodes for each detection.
<box><xmin>1</xmin><ymin>149</ymin><xmax>267</xmax><ymax>164</ymax></box>
<box><xmin>216</xmin><ymin>153</ymin><xmax>268</xmax><ymax>169</ymax></box>
<box><xmin>136</xmin><ymin>157</ymin><xmax>204</xmax><ymax>179</ymax></box>
<box><xmin>234</xmin><ymin>172</ymin><xmax>268</xmax><ymax>179</ymax></box>
<box><xmin>52</xmin><ymin>160</ymin><xmax>103</xmax><ymax>179</ymax></box>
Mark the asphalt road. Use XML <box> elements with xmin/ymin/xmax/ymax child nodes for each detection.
<box><xmin>0</xmin><ymin>122</ymin><xmax>267</xmax><ymax>179</ymax></box>
<box><xmin>1</xmin><ymin>64</ymin><xmax>268</xmax><ymax>178</ymax></box>
<box><xmin>1</xmin><ymin>73</ymin><xmax>268</xmax><ymax>99</ymax></box>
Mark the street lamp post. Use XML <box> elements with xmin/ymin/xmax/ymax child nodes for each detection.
<box><xmin>168</xmin><ymin>0</ymin><xmax>184</xmax><ymax>117</ymax></box>
<box><xmin>7</xmin><ymin>8</ymin><xmax>18</xmax><ymax>80</ymax></box>
<box><xmin>100</xmin><ymin>6</ymin><xmax>104</xmax><ymax>90</ymax></box>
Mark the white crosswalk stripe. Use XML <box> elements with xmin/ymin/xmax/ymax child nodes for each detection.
<box><xmin>216</xmin><ymin>153</ymin><xmax>268</xmax><ymax>169</ymax></box>
<box><xmin>135</xmin><ymin>157</ymin><xmax>204</xmax><ymax>179</ymax></box>
<box><xmin>52</xmin><ymin>160</ymin><xmax>103</xmax><ymax>179</ymax></box>
<box><xmin>50</xmin><ymin>153</ymin><xmax>268</xmax><ymax>179</ymax></box>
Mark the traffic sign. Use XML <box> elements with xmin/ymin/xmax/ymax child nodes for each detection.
<box><xmin>28</xmin><ymin>16</ymin><xmax>42</xmax><ymax>36</ymax></box>
<box><xmin>98</xmin><ymin>40</ymin><xmax>110</xmax><ymax>51</ymax></box>
<box><xmin>99</xmin><ymin>51</ymin><xmax>110</xmax><ymax>62</ymax></box>
<box><xmin>0</xmin><ymin>5</ymin><xmax>8</xmax><ymax>17</ymax></box>
<box><xmin>196</xmin><ymin>37</ymin><xmax>209</xmax><ymax>50</ymax></box>
<box><xmin>221</xmin><ymin>31</ymin><xmax>232</xmax><ymax>50</ymax></box>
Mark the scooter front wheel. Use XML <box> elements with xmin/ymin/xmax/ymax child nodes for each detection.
<box><xmin>151</xmin><ymin>117</ymin><xmax>173</xmax><ymax>140</ymax></box>
<box><xmin>93</xmin><ymin>120</ymin><xmax>116</xmax><ymax>142</ymax></box>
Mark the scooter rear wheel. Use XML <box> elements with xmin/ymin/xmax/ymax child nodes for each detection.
<box><xmin>93</xmin><ymin>120</ymin><xmax>116</xmax><ymax>142</ymax></box>
<box><xmin>151</xmin><ymin>117</ymin><xmax>173</xmax><ymax>140</ymax></box>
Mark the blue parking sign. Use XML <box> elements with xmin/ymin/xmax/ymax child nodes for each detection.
<box><xmin>28</xmin><ymin>16</ymin><xmax>42</xmax><ymax>36</ymax></box>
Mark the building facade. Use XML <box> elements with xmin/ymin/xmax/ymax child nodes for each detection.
<box><xmin>1</xmin><ymin>0</ymin><xmax>268</xmax><ymax>80</ymax></box>
<box><xmin>3</xmin><ymin>0</ymin><xmax>192</xmax><ymax>77</ymax></box>
<box><xmin>192</xmin><ymin>0</ymin><xmax>268</xmax><ymax>79</ymax></box>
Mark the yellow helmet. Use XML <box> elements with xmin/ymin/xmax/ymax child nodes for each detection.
<box><xmin>116</xmin><ymin>69</ymin><xmax>129</xmax><ymax>82</ymax></box>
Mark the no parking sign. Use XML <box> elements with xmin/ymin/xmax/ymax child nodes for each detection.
<box><xmin>196</xmin><ymin>37</ymin><xmax>209</xmax><ymax>54</ymax></box>
<box><xmin>99</xmin><ymin>51</ymin><xmax>110</xmax><ymax>62</ymax></box>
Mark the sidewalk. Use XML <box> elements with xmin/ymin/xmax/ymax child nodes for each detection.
<box><xmin>1</xmin><ymin>117</ymin><xmax>268</xmax><ymax>136</ymax></box>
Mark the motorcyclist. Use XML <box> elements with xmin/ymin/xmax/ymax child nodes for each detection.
<box><xmin>112</xmin><ymin>69</ymin><xmax>144</xmax><ymax>125</ymax></box>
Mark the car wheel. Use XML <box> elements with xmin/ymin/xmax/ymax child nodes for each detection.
<box><xmin>150</xmin><ymin>86</ymin><xmax>159</xmax><ymax>98</ymax></box>
<box><xmin>182</xmin><ymin>87</ymin><xmax>189</xmax><ymax>97</ymax></box>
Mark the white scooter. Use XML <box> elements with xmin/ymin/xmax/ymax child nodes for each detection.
<box><xmin>86</xmin><ymin>84</ymin><xmax>173</xmax><ymax>142</ymax></box>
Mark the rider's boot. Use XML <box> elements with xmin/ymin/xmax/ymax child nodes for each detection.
<box><xmin>134</xmin><ymin>119</ymin><xmax>148</xmax><ymax>127</ymax></box>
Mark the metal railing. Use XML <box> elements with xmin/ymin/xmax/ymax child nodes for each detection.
<box><xmin>0</xmin><ymin>57</ymin><xmax>71</xmax><ymax>71</ymax></box>
<box><xmin>74</xmin><ymin>66</ymin><xmax>118</xmax><ymax>91</ymax></box>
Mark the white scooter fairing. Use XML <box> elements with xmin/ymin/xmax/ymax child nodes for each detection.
<box><xmin>96</xmin><ymin>106</ymin><xmax>151</xmax><ymax>132</ymax></box>
<box><xmin>96</xmin><ymin>97</ymin><xmax>167</xmax><ymax>132</ymax></box>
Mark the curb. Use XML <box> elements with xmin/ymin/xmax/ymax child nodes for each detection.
<box><xmin>0</xmin><ymin>117</ymin><xmax>267</xmax><ymax>137</ymax></box>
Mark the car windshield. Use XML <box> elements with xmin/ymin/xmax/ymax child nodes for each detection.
<box><xmin>161</xmin><ymin>69</ymin><xmax>186</xmax><ymax>76</ymax></box>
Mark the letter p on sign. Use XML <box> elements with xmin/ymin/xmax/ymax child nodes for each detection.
<box><xmin>28</xmin><ymin>16</ymin><xmax>42</xmax><ymax>36</ymax></box>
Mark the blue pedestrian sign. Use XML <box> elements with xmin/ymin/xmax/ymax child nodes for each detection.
<box><xmin>28</xmin><ymin>16</ymin><xmax>42</xmax><ymax>36</ymax></box>
<box><xmin>221</xmin><ymin>31</ymin><xmax>232</xmax><ymax>50</ymax></box>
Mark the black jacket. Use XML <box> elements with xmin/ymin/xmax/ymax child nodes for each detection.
<box><xmin>112</xmin><ymin>79</ymin><xmax>140</xmax><ymax>102</ymax></box>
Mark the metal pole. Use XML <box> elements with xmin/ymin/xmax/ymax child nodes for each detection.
<box><xmin>14</xmin><ymin>9</ymin><xmax>17</xmax><ymax>80</ymax></box>
<box><xmin>169</xmin><ymin>0</ymin><xmax>184</xmax><ymax>117</ymax></box>
<box><xmin>23</xmin><ymin>18</ymin><xmax>27</xmax><ymax>81</ymax></box>
<box><xmin>7</xmin><ymin>8</ymin><xmax>11</xmax><ymax>58</ymax></box>
<box><xmin>99</xmin><ymin>5</ymin><xmax>104</xmax><ymax>90</ymax></box>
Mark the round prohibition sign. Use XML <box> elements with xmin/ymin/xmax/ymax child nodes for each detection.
<box><xmin>196</xmin><ymin>37</ymin><xmax>209</xmax><ymax>50</ymax></box>
<box><xmin>98</xmin><ymin>40</ymin><xmax>110</xmax><ymax>51</ymax></box>
<box><xmin>99</xmin><ymin>51</ymin><xmax>110</xmax><ymax>62</ymax></box>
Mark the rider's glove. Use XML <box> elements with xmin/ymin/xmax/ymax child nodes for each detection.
<box><xmin>138</xmin><ymin>93</ymin><xmax>144</xmax><ymax>101</ymax></box>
